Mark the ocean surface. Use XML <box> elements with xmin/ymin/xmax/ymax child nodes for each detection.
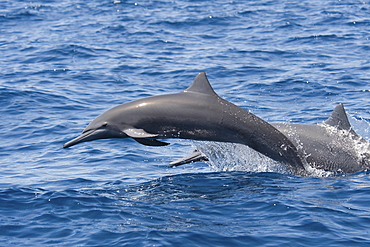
<box><xmin>1</xmin><ymin>0</ymin><xmax>370</xmax><ymax>246</ymax></box>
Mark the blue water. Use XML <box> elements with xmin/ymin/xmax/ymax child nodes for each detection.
<box><xmin>1</xmin><ymin>0</ymin><xmax>370</xmax><ymax>245</ymax></box>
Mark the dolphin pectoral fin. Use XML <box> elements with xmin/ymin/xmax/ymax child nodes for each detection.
<box><xmin>123</xmin><ymin>128</ymin><xmax>159</xmax><ymax>138</ymax></box>
<box><xmin>133</xmin><ymin>138</ymin><xmax>170</xmax><ymax>146</ymax></box>
<box><xmin>127</xmin><ymin>128</ymin><xmax>169</xmax><ymax>146</ymax></box>
<box><xmin>170</xmin><ymin>150</ymin><xmax>208</xmax><ymax>167</ymax></box>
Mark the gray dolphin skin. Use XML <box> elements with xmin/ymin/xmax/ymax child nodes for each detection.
<box><xmin>171</xmin><ymin>104</ymin><xmax>370</xmax><ymax>174</ymax></box>
<box><xmin>271</xmin><ymin>104</ymin><xmax>370</xmax><ymax>174</ymax></box>
<box><xmin>64</xmin><ymin>72</ymin><xmax>370</xmax><ymax>175</ymax></box>
<box><xmin>169</xmin><ymin>150</ymin><xmax>209</xmax><ymax>167</ymax></box>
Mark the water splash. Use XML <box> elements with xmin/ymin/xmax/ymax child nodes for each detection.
<box><xmin>192</xmin><ymin>115</ymin><xmax>370</xmax><ymax>178</ymax></box>
<box><xmin>193</xmin><ymin>141</ymin><xmax>289</xmax><ymax>174</ymax></box>
<box><xmin>349</xmin><ymin>115</ymin><xmax>370</xmax><ymax>141</ymax></box>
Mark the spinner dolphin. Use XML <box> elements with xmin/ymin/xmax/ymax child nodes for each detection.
<box><xmin>64</xmin><ymin>72</ymin><xmax>370</xmax><ymax>175</ymax></box>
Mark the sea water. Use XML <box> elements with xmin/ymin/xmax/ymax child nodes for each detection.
<box><xmin>1</xmin><ymin>0</ymin><xmax>370</xmax><ymax>246</ymax></box>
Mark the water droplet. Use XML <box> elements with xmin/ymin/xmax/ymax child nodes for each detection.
<box><xmin>280</xmin><ymin>144</ymin><xmax>287</xmax><ymax>151</ymax></box>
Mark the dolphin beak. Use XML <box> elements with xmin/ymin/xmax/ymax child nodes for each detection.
<box><xmin>63</xmin><ymin>128</ymin><xmax>125</xmax><ymax>148</ymax></box>
<box><xmin>63</xmin><ymin>129</ymin><xmax>97</xmax><ymax>148</ymax></box>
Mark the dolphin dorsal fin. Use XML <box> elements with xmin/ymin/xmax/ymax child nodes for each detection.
<box><xmin>323</xmin><ymin>104</ymin><xmax>351</xmax><ymax>130</ymax></box>
<box><xmin>183</xmin><ymin>72</ymin><xmax>218</xmax><ymax>96</ymax></box>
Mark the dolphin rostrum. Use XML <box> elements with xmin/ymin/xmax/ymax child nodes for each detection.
<box><xmin>64</xmin><ymin>72</ymin><xmax>370</xmax><ymax>175</ymax></box>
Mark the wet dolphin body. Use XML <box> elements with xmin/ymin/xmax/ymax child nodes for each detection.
<box><xmin>64</xmin><ymin>72</ymin><xmax>306</xmax><ymax>175</ymax></box>
<box><xmin>171</xmin><ymin>104</ymin><xmax>370</xmax><ymax>174</ymax></box>
<box><xmin>64</xmin><ymin>72</ymin><xmax>370</xmax><ymax>175</ymax></box>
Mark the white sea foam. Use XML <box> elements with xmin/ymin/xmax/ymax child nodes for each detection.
<box><xmin>193</xmin><ymin>141</ymin><xmax>288</xmax><ymax>174</ymax></box>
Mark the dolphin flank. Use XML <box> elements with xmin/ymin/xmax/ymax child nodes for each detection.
<box><xmin>64</xmin><ymin>72</ymin><xmax>370</xmax><ymax>175</ymax></box>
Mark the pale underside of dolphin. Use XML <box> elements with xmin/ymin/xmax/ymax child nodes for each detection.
<box><xmin>64</xmin><ymin>72</ymin><xmax>370</xmax><ymax>175</ymax></box>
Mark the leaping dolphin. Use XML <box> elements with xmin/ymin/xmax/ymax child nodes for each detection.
<box><xmin>170</xmin><ymin>104</ymin><xmax>370</xmax><ymax>174</ymax></box>
<box><xmin>64</xmin><ymin>72</ymin><xmax>370</xmax><ymax>175</ymax></box>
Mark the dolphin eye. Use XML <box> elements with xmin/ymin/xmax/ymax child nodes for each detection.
<box><xmin>102</xmin><ymin>123</ymin><xmax>108</xmax><ymax>127</ymax></box>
